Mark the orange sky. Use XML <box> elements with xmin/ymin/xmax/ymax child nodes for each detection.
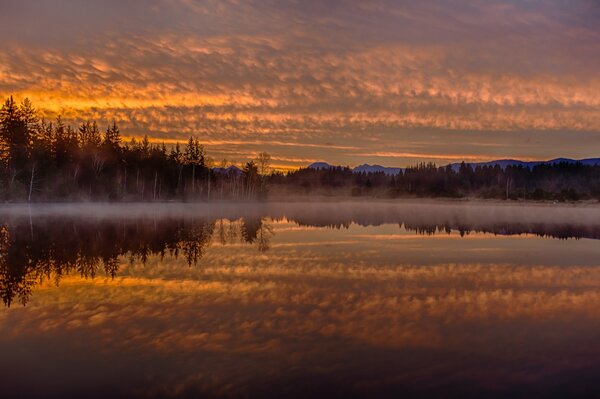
<box><xmin>0</xmin><ymin>1</ymin><xmax>599</xmax><ymax>169</ymax></box>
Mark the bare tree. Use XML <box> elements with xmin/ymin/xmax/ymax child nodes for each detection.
<box><xmin>256</xmin><ymin>152</ymin><xmax>271</xmax><ymax>176</ymax></box>
<box><xmin>205</xmin><ymin>156</ymin><xmax>214</xmax><ymax>200</ymax></box>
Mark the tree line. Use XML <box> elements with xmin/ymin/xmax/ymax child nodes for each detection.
<box><xmin>2</xmin><ymin>96</ymin><xmax>599</xmax><ymax>202</ymax></box>
<box><xmin>0</xmin><ymin>96</ymin><xmax>269</xmax><ymax>201</ymax></box>
<box><xmin>272</xmin><ymin>162</ymin><xmax>600</xmax><ymax>202</ymax></box>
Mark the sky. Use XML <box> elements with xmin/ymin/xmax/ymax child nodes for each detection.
<box><xmin>0</xmin><ymin>0</ymin><xmax>598</xmax><ymax>170</ymax></box>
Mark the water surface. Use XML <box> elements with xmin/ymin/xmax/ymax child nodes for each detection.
<box><xmin>1</xmin><ymin>201</ymin><xmax>600</xmax><ymax>398</ymax></box>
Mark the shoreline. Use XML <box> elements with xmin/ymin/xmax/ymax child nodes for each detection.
<box><xmin>0</xmin><ymin>196</ymin><xmax>599</xmax><ymax>207</ymax></box>
<box><xmin>0</xmin><ymin>198</ymin><xmax>599</xmax><ymax>219</ymax></box>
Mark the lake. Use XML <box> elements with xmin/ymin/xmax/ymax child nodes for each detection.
<box><xmin>1</xmin><ymin>201</ymin><xmax>600</xmax><ymax>398</ymax></box>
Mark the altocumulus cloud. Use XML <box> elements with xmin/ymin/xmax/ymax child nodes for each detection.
<box><xmin>0</xmin><ymin>0</ymin><xmax>598</xmax><ymax>167</ymax></box>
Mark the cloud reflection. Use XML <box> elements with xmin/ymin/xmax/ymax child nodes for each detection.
<box><xmin>1</xmin><ymin>203</ymin><xmax>600</xmax><ymax>396</ymax></box>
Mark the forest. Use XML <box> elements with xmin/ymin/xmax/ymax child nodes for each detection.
<box><xmin>1</xmin><ymin>96</ymin><xmax>599</xmax><ymax>202</ymax></box>
<box><xmin>0</xmin><ymin>96</ymin><xmax>269</xmax><ymax>201</ymax></box>
<box><xmin>276</xmin><ymin>161</ymin><xmax>600</xmax><ymax>201</ymax></box>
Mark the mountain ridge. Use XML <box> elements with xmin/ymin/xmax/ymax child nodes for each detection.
<box><xmin>307</xmin><ymin>158</ymin><xmax>600</xmax><ymax>175</ymax></box>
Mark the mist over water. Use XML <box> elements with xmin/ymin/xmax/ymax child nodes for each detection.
<box><xmin>2</xmin><ymin>200</ymin><xmax>600</xmax><ymax>232</ymax></box>
<box><xmin>1</xmin><ymin>201</ymin><xmax>600</xmax><ymax>398</ymax></box>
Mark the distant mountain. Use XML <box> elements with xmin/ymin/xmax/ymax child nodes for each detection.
<box><xmin>212</xmin><ymin>165</ymin><xmax>243</xmax><ymax>176</ymax></box>
<box><xmin>570</xmin><ymin>158</ymin><xmax>600</xmax><ymax>166</ymax></box>
<box><xmin>308</xmin><ymin>162</ymin><xmax>403</xmax><ymax>175</ymax></box>
<box><xmin>449</xmin><ymin>157</ymin><xmax>600</xmax><ymax>172</ymax></box>
<box><xmin>353</xmin><ymin>164</ymin><xmax>403</xmax><ymax>175</ymax></box>
<box><xmin>309</xmin><ymin>158</ymin><xmax>600</xmax><ymax>175</ymax></box>
<box><xmin>308</xmin><ymin>162</ymin><xmax>335</xmax><ymax>170</ymax></box>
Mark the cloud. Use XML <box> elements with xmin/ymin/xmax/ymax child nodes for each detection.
<box><xmin>0</xmin><ymin>0</ymin><xmax>598</xmax><ymax>168</ymax></box>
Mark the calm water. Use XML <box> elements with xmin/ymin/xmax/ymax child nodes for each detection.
<box><xmin>1</xmin><ymin>202</ymin><xmax>600</xmax><ymax>398</ymax></box>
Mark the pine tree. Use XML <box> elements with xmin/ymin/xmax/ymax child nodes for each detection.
<box><xmin>184</xmin><ymin>137</ymin><xmax>205</xmax><ymax>195</ymax></box>
<box><xmin>0</xmin><ymin>96</ymin><xmax>30</xmax><ymax>174</ymax></box>
<box><xmin>103</xmin><ymin>121</ymin><xmax>121</xmax><ymax>150</ymax></box>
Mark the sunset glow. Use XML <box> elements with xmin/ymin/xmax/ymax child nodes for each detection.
<box><xmin>1</xmin><ymin>1</ymin><xmax>598</xmax><ymax>169</ymax></box>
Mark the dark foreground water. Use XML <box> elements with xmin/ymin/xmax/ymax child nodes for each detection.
<box><xmin>1</xmin><ymin>201</ymin><xmax>600</xmax><ymax>398</ymax></box>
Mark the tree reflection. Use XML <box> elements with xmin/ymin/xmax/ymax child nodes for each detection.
<box><xmin>0</xmin><ymin>215</ymin><xmax>278</xmax><ymax>307</ymax></box>
<box><xmin>2</xmin><ymin>206</ymin><xmax>598</xmax><ymax>308</ymax></box>
<box><xmin>289</xmin><ymin>213</ymin><xmax>600</xmax><ymax>241</ymax></box>
<box><xmin>0</xmin><ymin>217</ymin><xmax>191</xmax><ymax>306</ymax></box>
<box><xmin>240</xmin><ymin>216</ymin><xmax>275</xmax><ymax>252</ymax></box>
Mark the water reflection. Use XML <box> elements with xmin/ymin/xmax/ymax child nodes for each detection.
<box><xmin>1</xmin><ymin>201</ymin><xmax>600</xmax><ymax>307</ymax></box>
<box><xmin>0</xmin><ymin>216</ymin><xmax>277</xmax><ymax>307</ymax></box>
<box><xmin>1</xmin><ymin>203</ymin><xmax>600</xmax><ymax>398</ymax></box>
